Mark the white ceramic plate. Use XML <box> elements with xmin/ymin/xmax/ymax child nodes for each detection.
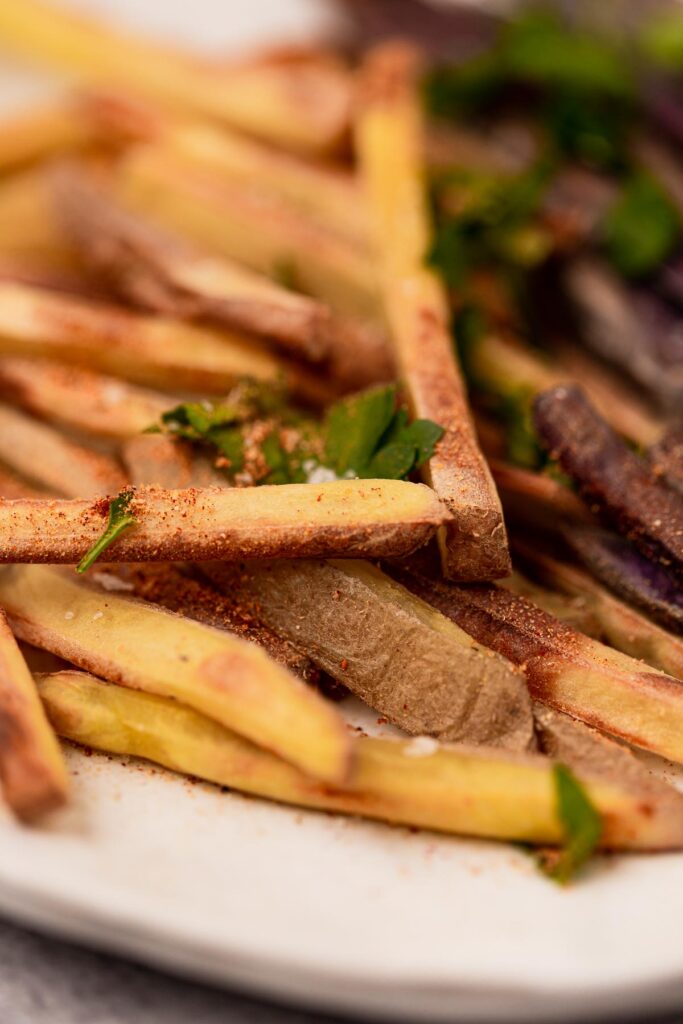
<box><xmin>2</xmin><ymin>2</ymin><xmax>683</xmax><ymax>1020</ymax></box>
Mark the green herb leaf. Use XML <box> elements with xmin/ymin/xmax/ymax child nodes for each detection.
<box><xmin>324</xmin><ymin>384</ymin><xmax>397</xmax><ymax>476</ymax></box>
<box><xmin>642</xmin><ymin>12</ymin><xmax>683</xmax><ymax>69</ymax></box>
<box><xmin>76</xmin><ymin>490</ymin><xmax>137</xmax><ymax>574</ymax></box>
<box><xmin>603</xmin><ymin>173</ymin><xmax>680</xmax><ymax>278</ymax></box>
<box><xmin>543</xmin><ymin>763</ymin><xmax>603</xmax><ymax>884</ymax></box>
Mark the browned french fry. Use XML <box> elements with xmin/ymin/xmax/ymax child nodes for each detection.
<box><xmin>0</xmin><ymin>100</ymin><xmax>91</xmax><ymax>174</ymax></box>
<box><xmin>0</xmin><ymin>610</ymin><xmax>68</xmax><ymax>820</ymax></box>
<box><xmin>0</xmin><ymin>281</ymin><xmax>334</xmax><ymax>403</ymax></box>
<box><xmin>0</xmin><ymin>565</ymin><xmax>351</xmax><ymax>784</ymax></box>
<box><xmin>392</xmin><ymin>566</ymin><xmax>683</xmax><ymax>765</ymax></box>
<box><xmin>0</xmin><ymin>480</ymin><xmax>446</xmax><ymax>564</ymax></box>
<box><xmin>203</xmin><ymin>559</ymin><xmax>534</xmax><ymax>752</ymax></box>
<box><xmin>37</xmin><ymin>669</ymin><xmax>683</xmax><ymax>850</ymax></box>
<box><xmin>53</xmin><ymin>167</ymin><xmax>333</xmax><ymax>362</ymax></box>
<box><xmin>489</xmin><ymin>459</ymin><xmax>593</xmax><ymax>531</ymax></box>
<box><xmin>0</xmin><ymin>356</ymin><xmax>171</xmax><ymax>438</ymax></box>
<box><xmin>0</xmin><ymin>0</ymin><xmax>351</xmax><ymax>155</ymax></box>
<box><xmin>104</xmin><ymin>564</ymin><xmax>320</xmax><ymax>686</ymax></box>
<box><xmin>0</xmin><ymin>402</ymin><xmax>126</xmax><ymax>498</ymax></box>
<box><xmin>514</xmin><ymin>544</ymin><xmax>683</xmax><ymax>682</ymax></box>
<box><xmin>122</xmin><ymin>435</ymin><xmax>226</xmax><ymax>490</ymax></box>
<box><xmin>355</xmin><ymin>44</ymin><xmax>509</xmax><ymax>581</ymax></box>
<box><xmin>118</xmin><ymin>147</ymin><xmax>379</xmax><ymax>321</ymax></box>
<box><xmin>0</xmin><ymin>167</ymin><xmax>78</xmax><ymax>272</ymax></box>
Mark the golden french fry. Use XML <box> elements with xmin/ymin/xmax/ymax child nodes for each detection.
<box><xmin>0</xmin><ymin>611</ymin><xmax>68</xmax><ymax>820</ymax></box>
<box><xmin>0</xmin><ymin>480</ymin><xmax>447</xmax><ymax>564</ymax></box>
<box><xmin>0</xmin><ymin>281</ymin><xmax>333</xmax><ymax>403</ymax></box>
<box><xmin>202</xmin><ymin>559</ymin><xmax>534</xmax><ymax>752</ymax></box>
<box><xmin>118</xmin><ymin>147</ymin><xmax>379</xmax><ymax>320</ymax></box>
<box><xmin>0</xmin><ymin>357</ymin><xmax>171</xmax><ymax>438</ymax></box>
<box><xmin>0</xmin><ymin>402</ymin><xmax>126</xmax><ymax>497</ymax></box>
<box><xmin>355</xmin><ymin>44</ymin><xmax>509</xmax><ymax>581</ymax></box>
<box><xmin>0</xmin><ymin>0</ymin><xmax>351</xmax><ymax>154</ymax></box>
<box><xmin>37</xmin><ymin>669</ymin><xmax>683</xmax><ymax>850</ymax></box>
<box><xmin>0</xmin><ymin>100</ymin><xmax>90</xmax><ymax>174</ymax></box>
<box><xmin>0</xmin><ymin>565</ymin><xmax>351</xmax><ymax>784</ymax></box>
<box><xmin>122</xmin><ymin>435</ymin><xmax>226</xmax><ymax>490</ymax></box>
<box><xmin>0</xmin><ymin>167</ymin><xmax>77</xmax><ymax>272</ymax></box>
<box><xmin>0</xmin><ymin>465</ymin><xmax>47</xmax><ymax>499</ymax></box>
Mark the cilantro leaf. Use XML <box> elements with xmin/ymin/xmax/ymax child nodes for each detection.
<box><xmin>603</xmin><ymin>174</ymin><xmax>680</xmax><ymax>279</ymax></box>
<box><xmin>77</xmin><ymin>490</ymin><xmax>137</xmax><ymax>574</ymax></box>
<box><xmin>543</xmin><ymin>763</ymin><xmax>603</xmax><ymax>884</ymax></box>
<box><xmin>324</xmin><ymin>384</ymin><xmax>397</xmax><ymax>476</ymax></box>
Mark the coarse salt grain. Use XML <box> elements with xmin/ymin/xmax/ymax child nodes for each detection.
<box><xmin>404</xmin><ymin>736</ymin><xmax>439</xmax><ymax>758</ymax></box>
<box><xmin>92</xmin><ymin>611</ymin><xmax>104</xmax><ymax>621</ymax></box>
<box><xmin>64</xmin><ymin>611</ymin><xmax>75</xmax><ymax>620</ymax></box>
<box><xmin>91</xmin><ymin>571</ymin><xmax>135</xmax><ymax>592</ymax></box>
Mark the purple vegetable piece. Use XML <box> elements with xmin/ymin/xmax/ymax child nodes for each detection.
<box><xmin>564</xmin><ymin>524</ymin><xmax>683</xmax><ymax>635</ymax></box>
<box><xmin>533</xmin><ymin>384</ymin><xmax>683</xmax><ymax>580</ymax></box>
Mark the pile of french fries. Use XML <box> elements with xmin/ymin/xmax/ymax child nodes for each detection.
<box><xmin>1</xmin><ymin>0</ymin><xmax>683</xmax><ymax>875</ymax></box>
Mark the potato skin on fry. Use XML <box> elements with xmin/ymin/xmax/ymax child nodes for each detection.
<box><xmin>0</xmin><ymin>610</ymin><xmax>68</xmax><ymax>820</ymax></box>
<box><xmin>203</xmin><ymin>559</ymin><xmax>535</xmax><ymax>752</ymax></box>
<box><xmin>0</xmin><ymin>565</ymin><xmax>351</xmax><ymax>784</ymax></box>
<box><xmin>37</xmin><ymin>669</ymin><xmax>683</xmax><ymax>850</ymax></box>
<box><xmin>0</xmin><ymin>480</ymin><xmax>446</xmax><ymax>564</ymax></box>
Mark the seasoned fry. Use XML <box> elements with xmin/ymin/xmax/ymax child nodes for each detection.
<box><xmin>0</xmin><ymin>565</ymin><xmax>351</xmax><ymax>783</ymax></box>
<box><xmin>118</xmin><ymin>147</ymin><xmax>379</xmax><ymax>321</ymax></box>
<box><xmin>202</xmin><ymin>559</ymin><xmax>534</xmax><ymax>751</ymax></box>
<box><xmin>534</xmin><ymin>385</ymin><xmax>683</xmax><ymax>579</ymax></box>
<box><xmin>0</xmin><ymin>402</ymin><xmax>126</xmax><ymax>498</ymax></box>
<box><xmin>0</xmin><ymin>611</ymin><xmax>68</xmax><ymax>820</ymax></box>
<box><xmin>0</xmin><ymin>0</ymin><xmax>351</xmax><ymax>154</ymax></box>
<box><xmin>0</xmin><ymin>100</ymin><xmax>91</xmax><ymax>174</ymax></box>
<box><xmin>392</xmin><ymin>567</ymin><xmax>683</xmax><ymax>765</ymax></box>
<box><xmin>103</xmin><ymin>565</ymin><xmax>320</xmax><ymax>685</ymax></box>
<box><xmin>515</xmin><ymin>544</ymin><xmax>683</xmax><ymax>681</ymax></box>
<box><xmin>0</xmin><ymin>465</ymin><xmax>48</xmax><ymax>499</ymax></box>
<box><xmin>355</xmin><ymin>44</ymin><xmax>510</xmax><ymax>580</ymax></box>
<box><xmin>0</xmin><ymin>167</ymin><xmax>77</xmax><ymax>272</ymax></box>
<box><xmin>0</xmin><ymin>356</ymin><xmax>170</xmax><ymax>439</ymax></box>
<box><xmin>0</xmin><ymin>480</ymin><xmax>446</xmax><ymax>564</ymax></box>
<box><xmin>122</xmin><ymin>435</ymin><xmax>226</xmax><ymax>490</ymax></box>
<box><xmin>37</xmin><ymin>669</ymin><xmax>683</xmax><ymax>850</ymax></box>
<box><xmin>53</xmin><ymin>167</ymin><xmax>333</xmax><ymax>362</ymax></box>
<box><xmin>0</xmin><ymin>281</ymin><xmax>333</xmax><ymax>403</ymax></box>
<box><xmin>489</xmin><ymin>459</ymin><xmax>592</xmax><ymax>529</ymax></box>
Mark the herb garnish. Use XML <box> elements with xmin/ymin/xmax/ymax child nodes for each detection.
<box><xmin>77</xmin><ymin>489</ymin><xmax>137</xmax><ymax>574</ymax></box>
<box><xmin>539</xmin><ymin>763</ymin><xmax>603</xmax><ymax>884</ymax></box>
<box><xmin>602</xmin><ymin>173</ymin><xmax>680</xmax><ymax>279</ymax></box>
<box><xmin>148</xmin><ymin>382</ymin><xmax>444</xmax><ymax>486</ymax></box>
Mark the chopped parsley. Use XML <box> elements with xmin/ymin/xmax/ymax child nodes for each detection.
<box><xmin>539</xmin><ymin>763</ymin><xmax>603</xmax><ymax>884</ymax></box>
<box><xmin>148</xmin><ymin>381</ymin><xmax>444</xmax><ymax>486</ymax></box>
<box><xmin>77</xmin><ymin>490</ymin><xmax>137</xmax><ymax>574</ymax></box>
<box><xmin>602</xmin><ymin>173</ymin><xmax>680</xmax><ymax>279</ymax></box>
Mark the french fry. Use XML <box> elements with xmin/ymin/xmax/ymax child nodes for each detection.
<box><xmin>104</xmin><ymin>564</ymin><xmax>320</xmax><ymax>686</ymax></box>
<box><xmin>0</xmin><ymin>402</ymin><xmax>126</xmax><ymax>498</ymax></box>
<box><xmin>0</xmin><ymin>100</ymin><xmax>91</xmax><ymax>174</ymax></box>
<box><xmin>0</xmin><ymin>282</ymin><xmax>333</xmax><ymax>403</ymax></box>
<box><xmin>355</xmin><ymin>44</ymin><xmax>510</xmax><ymax>581</ymax></box>
<box><xmin>0</xmin><ymin>357</ymin><xmax>171</xmax><ymax>439</ymax></box>
<box><xmin>0</xmin><ymin>167</ymin><xmax>77</xmax><ymax>272</ymax></box>
<box><xmin>515</xmin><ymin>544</ymin><xmax>683</xmax><ymax>682</ymax></box>
<box><xmin>0</xmin><ymin>0</ymin><xmax>351</xmax><ymax>154</ymax></box>
<box><xmin>489</xmin><ymin>459</ymin><xmax>592</xmax><ymax>530</ymax></box>
<box><xmin>0</xmin><ymin>610</ymin><xmax>68</xmax><ymax>820</ymax></box>
<box><xmin>122</xmin><ymin>435</ymin><xmax>226</xmax><ymax>490</ymax></box>
<box><xmin>392</xmin><ymin>567</ymin><xmax>683</xmax><ymax>765</ymax></box>
<box><xmin>53</xmin><ymin>166</ymin><xmax>333</xmax><ymax>362</ymax></box>
<box><xmin>0</xmin><ymin>480</ymin><xmax>447</xmax><ymax>564</ymax></box>
<box><xmin>0</xmin><ymin>465</ymin><xmax>47</xmax><ymax>499</ymax></box>
<box><xmin>37</xmin><ymin>669</ymin><xmax>683</xmax><ymax>850</ymax></box>
<box><xmin>202</xmin><ymin>559</ymin><xmax>534</xmax><ymax>751</ymax></box>
<box><xmin>118</xmin><ymin>147</ymin><xmax>379</xmax><ymax>321</ymax></box>
<box><xmin>0</xmin><ymin>565</ymin><xmax>351</xmax><ymax>784</ymax></box>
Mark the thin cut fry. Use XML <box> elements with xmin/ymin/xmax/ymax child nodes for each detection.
<box><xmin>37</xmin><ymin>669</ymin><xmax>683</xmax><ymax>850</ymax></box>
<box><xmin>0</xmin><ymin>402</ymin><xmax>126</xmax><ymax>498</ymax></box>
<box><xmin>0</xmin><ymin>167</ymin><xmax>77</xmax><ymax>272</ymax></box>
<box><xmin>0</xmin><ymin>357</ymin><xmax>171</xmax><ymax>438</ymax></box>
<box><xmin>203</xmin><ymin>559</ymin><xmax>534</xmax><ymax>752</ymax></box>
<box><xmin>0</xmin><ymin>565</ymin><xmax>351</xmax><ymax>784</ymax></box>
<box><xmin>0</xmin><ymin>610</ymin><xmax>68</xmax><ymax>820</ymax></box>
<box><xmin>0</xmin><ymin>281</ymin><xmax>334</xmax><ymax>403</ymax></box>
<box><xmin>355</xmin><ymin>44</ymin><xmax>509</xmax><ymax>580</ymax></box>
<box><xmin>0</xmin><ymin>0</ymin><xmax>351</xmax><ymax>154</ymax></box>
<box><xmin>122</xmin><ymin>435</ymin><xmax>227</xmax><ymax>490</ymax></box>
<box><xmin>0</xmin><ymin>100</ymin><xmax>90</xmax><ymax>174</ymax></box>
<box><xmin>0</xmin><ymin>480</ymin><xmax>447</xmax><ymax>564</ymax></box>
<box><xmin>0</xmin><ymin>465</ymin><xmax>47</xmax><ymax>499</ymax></box>
<box><xmin>53</xmin><ymin>167</ymin><xmax>333</xmax><ymax>362</ymax></box>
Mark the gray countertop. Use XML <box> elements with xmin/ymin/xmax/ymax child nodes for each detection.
<box><xmin>0</xmin><ymin>915</ymin><xmax>682</xmax><ymax>1024</ymax></box>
